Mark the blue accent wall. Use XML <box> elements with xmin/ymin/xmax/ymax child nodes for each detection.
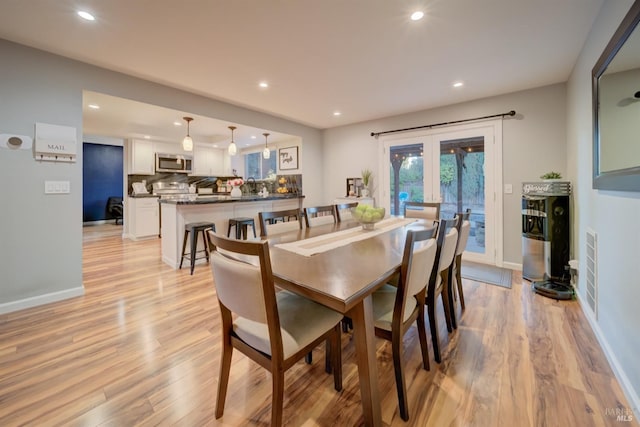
<box><xmin>83</xmin><ymin>143</ymin><xmax>123</xmax><ymax>222</ymax></box>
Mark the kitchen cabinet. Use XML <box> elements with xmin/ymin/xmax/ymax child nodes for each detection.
<box><xmin>128</xmin><ymin>139</ymin><xmax>155</xmax><ymax>175</ymax></box>
<box><xmin>192</xmin><ymin>145</ymin><xmax>225</xmax><ymax>176</ymax></box>
<box><xmin>128</xmin><ymin>197</ymin><xmax>159</xmax><ymax>240</ymax></box>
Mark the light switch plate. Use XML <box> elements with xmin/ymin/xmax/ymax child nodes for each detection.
<box><xmin>504</xmin><ymin>184</ymin><xmax>513</xmax><ymax>194</ymax></box>
<box><xmin>45</xmin><ymin>180</ymin><xmax>70</xmax><ymax>194</ymax></box>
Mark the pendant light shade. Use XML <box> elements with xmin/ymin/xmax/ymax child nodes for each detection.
<box><xmin>228</xmin><ymin>126</ymin><xmax>237</xmax><ymax>156</ymax></box>
<box><xmin>262</xmin><ymin>132</ymin><xmax>270</xmax><ymax>159</ymax></box>
<box><xmin>182</xmin><ymin>117</ymin><xmax>193</xmax><ymax>151</ymax></box>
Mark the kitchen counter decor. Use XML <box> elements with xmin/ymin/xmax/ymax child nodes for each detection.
<box><xmin>229</xmin><ymin>178</ymin><xmax>244</xmax><ymax>197</ymax></box>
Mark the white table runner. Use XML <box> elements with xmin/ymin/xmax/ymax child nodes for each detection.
<box><xmin>274</xmin><ymin>217</ymin><xmax>416</xmax><ymax>257</ymax></box>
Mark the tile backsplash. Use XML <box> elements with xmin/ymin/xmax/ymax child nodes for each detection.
<box><xmin>128</xmin><ymin>173</ymin><xmax>303</xmax><ymax>195</ymax></box>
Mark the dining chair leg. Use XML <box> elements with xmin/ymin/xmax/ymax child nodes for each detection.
<box><xmin>445</xmin><ymin>267</ymin><xmax>458</xmax><ymax>330</ymax></box>
<box><xmin>441</xmin><ymin>270</ymin><xmax>454</xmax><ymax>332</ymax></box>
<box><xmin>392</xmin><ymin>331</ymin><xmax>409</xmax><ymax>421</ymax></box>
<box><xmin>427</xmin><ymin>296</ymin><xmax>442</xmax><ymax>363</ymax></box>
<box><xmin>417</xmin><ymin>307</ymin><xmax>430</xmax><ymax>371</ymax></box>
<box><xmin>455</xmin><ymin>256</ymin><xmax>466</xmax><ymax>311</ymax></box>
<box><xmin>271</xmin><ymin>369</ymin><xmax>285</xmax><ymax>427</ymax></box>
<box><xmin>215</xmin><ymin>336</ymin><xmax>233</xmax><ymax>418</ymax></box>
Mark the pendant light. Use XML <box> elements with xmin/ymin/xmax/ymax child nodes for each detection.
<box><xmin>262</xmin><ymin>132</ymin><xmax>270</xmax><ymax>159</ymax></box>
<box><xmin>228</xmin><ymin>125</ymin><xmax>237</xmax><ymax>156</ymax></box>
<box><xmin>182</xmin><ymin>117</ymin><xmax>193</xmax><ymax>151</ymax></box>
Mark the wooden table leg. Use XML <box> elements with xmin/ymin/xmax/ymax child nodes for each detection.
<box><xmin>348</xmin><ymin>295</ymin><xmax>382</xmax><ymax>427</ymax></box>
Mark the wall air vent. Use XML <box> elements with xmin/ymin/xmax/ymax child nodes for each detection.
<box><xmin>585</xmin><ymin>228</ymin><xmax>598</xmax><ymax>319</ymax></box>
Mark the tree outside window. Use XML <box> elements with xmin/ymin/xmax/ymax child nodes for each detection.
<box><xmin>245</xmin><ymin>151</ymin><xmax>276</xmax><ymax>179</ymax></box>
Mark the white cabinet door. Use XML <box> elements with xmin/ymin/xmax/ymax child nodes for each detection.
<box><xmin>193</xmin><ymin>145</ymin><xmax>226</xmax><ymax>176</ymax></box>
<box><xmin>129</xmin><ymin>197</ymin><xmax>159</xmax><ymax>239</ymax></box>
<box><xmin>192</xmin><ymin>145</ymin><xmax>214</xmax><ymax>176</ymax></box>
<box><xmin>129</xmin><ymin>139</ymin><xmax>155</xmax><ymax>175</ymax></box>
<box><xmin>210</xmin><ymin>149</ymin><xmax>225</xmax><ymax>176</ymax></box>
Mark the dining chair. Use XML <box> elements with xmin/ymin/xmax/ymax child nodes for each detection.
<box><xmin>207</xmin><ymin>231</ymin><xmax>343</xmax><ymax>427</ymax></box>
<box><xmin>335</xmin><ymin>201</ymin><xmax>359</xmax><ymax>222</ymax></box>
<box><xmin>371</xmin><ymin>226</ymin><xmax>438</xmax><ymax>421</ymax></box>
<box><xmin>449</xmin><ymin>210</ymin><xmax>472</xmax><ymax>328</ymax></box>
<box><xmin>404</xmin><ymin>201</ymin><xmax>441</xmax><ymax>224</ymax></box>
<box><xmin>304</xmin><ymin>204</ymin><xmax>338</xmax><ymax>228</ymax></box>
<box><xmin>258</xmin><ymin>208</ymin><xmax>303</xmax><ymax>237</ymax></box>
<box><xmin>427</xmin><ymin>217</ymin><xmax>459</xmax><ymax>363</ymax></box>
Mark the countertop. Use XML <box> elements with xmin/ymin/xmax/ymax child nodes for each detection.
<box><xmin>159</xmin><ymin>194</ymin><xmax>304</xmax><ymax>205</ymax></box>
<box><xmin>129</xmin><ymin>193</ymin><xmax>159</xmax><ymax>198</ymax></box>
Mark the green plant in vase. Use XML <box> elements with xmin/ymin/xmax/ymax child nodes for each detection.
<box><xmin>361</xmin><ymin>169</ymin><xmax>373</xmax><ymax>197</ymax></box>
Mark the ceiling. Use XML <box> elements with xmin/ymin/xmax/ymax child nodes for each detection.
<box><xmin>0</xmin><ymin>0</ymin><xmax>604</xmax><ymax>144</ymax></box>
<box><xmin>82</xmin><ymin>91</ymin><xmax>297</xmax><ymax>148</ymax></box>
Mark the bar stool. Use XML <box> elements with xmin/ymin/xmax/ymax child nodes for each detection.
<box><xmin>180</xmin><ymin>222</ymin><xmax>216</xmax><ymax>275</ymax></box>
<box><xmin>227</xmin><ymin>217</ymin><xmax>257</xmax><ymax>240</ymax></box>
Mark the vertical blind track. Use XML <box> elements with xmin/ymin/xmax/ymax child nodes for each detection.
<box><xmin>370</xmin><ymin>110</ymin><xmax>516</xmax><ymax>138</ymax></box>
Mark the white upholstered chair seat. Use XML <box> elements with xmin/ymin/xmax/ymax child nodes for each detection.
<box><xmin>234</xmin><ymin>290</ymin><xmax>343</xmax><ymax>359</ymax></box>
<box><xmin>372</xmin><ymin>284</ymin><xmax>418</xmax><ymax>331</ymax></box>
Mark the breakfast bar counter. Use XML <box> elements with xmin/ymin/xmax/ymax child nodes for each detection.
<box><xmin>160</xmin><ymin>195</ymin><xmax>304</xmax><ymax>269</ymax></box>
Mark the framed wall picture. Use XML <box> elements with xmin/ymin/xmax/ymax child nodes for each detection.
<box><xmin>279</xmin><ymin>146</ymin><xmax>298</xmax><ymax>170</ymax></box>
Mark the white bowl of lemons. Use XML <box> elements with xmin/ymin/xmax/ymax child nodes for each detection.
<box><xmin>351</xmin><ymin>205</ymin><xmax>385</xmax><ymax>230</ymax></box>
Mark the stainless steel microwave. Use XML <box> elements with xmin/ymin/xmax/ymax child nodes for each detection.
<box><xmin>155</xmin><ymin>153</ymin><xmax>193</xmax><ymax>173</ymax></box>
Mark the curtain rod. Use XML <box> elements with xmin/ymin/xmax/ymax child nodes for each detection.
<box><xmin>370</xmin><ymin>110</ymin><xmax>516</xmax><ymax>138</ymax></box>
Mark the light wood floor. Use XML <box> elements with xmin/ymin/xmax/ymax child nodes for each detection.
<box><xmin>0</xmin><ymin>224</ymin><xmax>635</xmax><ymax>426</ymax></box>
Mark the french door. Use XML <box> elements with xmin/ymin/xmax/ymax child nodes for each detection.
<box><xmin>379</xmin><ymin>120</ymin><xmax>503</xmax><ymax>266</ymax></box>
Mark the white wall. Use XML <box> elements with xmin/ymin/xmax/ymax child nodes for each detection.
<box><xmin>566</xmin><ymin>0</ymin><xmax>640</xmax><ymax>411</ymax></box>
<box><xmin>0</xmin><ymin>39</ymin><xmax>322</xmax><ymax>311</ymax></box>
<box><xmin>323</xmin><ymin>83</ymin><xmax>567</xmax><ymax>265</ymax></box>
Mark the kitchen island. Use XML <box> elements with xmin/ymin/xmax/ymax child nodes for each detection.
<box><xmin>160</xmin><ymin>194</ymin><xmax>304</xmax><ymax>269</ymax></box>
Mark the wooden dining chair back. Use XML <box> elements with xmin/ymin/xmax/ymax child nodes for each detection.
<box><xmin>371</xmin><ymin>226</ymin><xmax>437</xmax><ymax>421</ymax></box>
<box><xmin>258</xmin><ymin>208</ymin><xmax>303</xmax><ymax>237</ymax></box>
<box><xmin>304</xmin><ymin>205</ymin><xmax>338</xmax><ymax>228</ymax></box>
<box><xmin>207</xmin><ymin>231</ymin><xmax>343</xmax><ymax>426</ymax></box>
<box><xmin>450</xmin><ymin>210</ymin><xmax>472</xmax><ymax>324</ymax></box>
<box><xmin>426</xmin><ymin>217</ymin><xmax>459</xmax><ymax>363</ymax></box>
<box><xmin>335</xmin><ymin>201</ymin><xmax>359</xmax><ymax>222</ymax></box>
<box><xmin>404</xmin><ymin>201</ymin><xmax>441</xmax><ymax>223</ymax></box>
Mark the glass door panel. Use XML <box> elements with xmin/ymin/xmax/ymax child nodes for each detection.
<box><xmin>388</xmin><ymin>143</ymin><xmax>424</xmax><ymax>216</ymax></box>
<box><xmin>439</xmin><ymin>138</ymin><xmax>485</xmax><ymax>254</ymax></box>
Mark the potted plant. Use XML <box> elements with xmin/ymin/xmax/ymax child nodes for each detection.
<box><xmin>361</xmin><ymin>169</ymin><xmax>373</xmax><ymax>197</ymax></box>
<box><xmin>540</xmin><ymin>171</ymin><xmax>562</xmax><ymax>181</ymax></box>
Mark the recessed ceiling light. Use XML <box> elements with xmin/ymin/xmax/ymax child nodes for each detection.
<box><xmin>453</xmin><ymin>81</ymin><xmax>464</xmax><ymax>88</ymax></box>
<box><xmin>77</xmin><ymin>11</ymin><xmax>95</xmax><ymax>21</ymax></box>
<box><xmin>259</xmin><ymin>82</ymin><xmax>269</xmax><ymax>88</ymax></box>
<box><xmin>213</xmin><ymin>144</ymin><xmax>218</xmax><ymax>148</ymax></box>
<box><xmin>333</xmin><ymin>111</ymin><xmax>342</xmax><ymax>116</ymax></box>
<box><xmin>88</xmin><ymin>104</ymin><xmax>100</xmax><ymax>109</ymax></box>
<box><xmin>251</xmin><ymin>135</ymin><xmax>257</xmax><ymax>139</ymax></box>
<box><xmin>144</xmin><ymin>135</ymin><xmax>150</xmax><ymax>139</ymax></box>
<box><xmin>173</xmin><ymin>121</ymin><xmax>182</xmax><ymax>126</ymax></box>
<box><xmin>410</xmin><ymin>11</ymin><xmax>424</xmax><ymax>21</ymax></box>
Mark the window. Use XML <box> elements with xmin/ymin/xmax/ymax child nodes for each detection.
<box><xmin>245</xmin><ymin>151</ymin><xmax>277</xmax><ymax>180</ymax></box>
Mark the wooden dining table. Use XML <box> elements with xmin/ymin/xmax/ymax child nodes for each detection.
<box><xmin>264</xmin><ymin>218</ymin><xmax>431</xmax><ymax>426</ymax></box>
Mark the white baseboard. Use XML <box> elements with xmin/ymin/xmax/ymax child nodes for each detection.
<box><xmin>0</xmin><ymin>287</ymin><xmax>84</xmax><ymax>315</ymax></box>
<box><xmin>503</xmin><ymin>261</ymin><xmax>522</xmax><ymax>271</ymax></box>
<box><xmin>576</xmin><ymin>292</ymin><xmax>640</xmax><ymax>416</ymax></box>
